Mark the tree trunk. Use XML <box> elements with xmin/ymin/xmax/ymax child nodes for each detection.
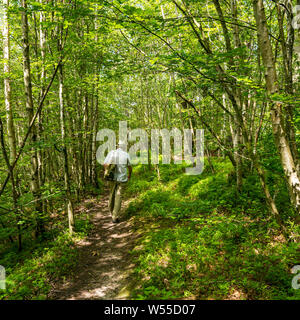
<box><xmin>59</xmin><ymin>62</ymin><xmax>75</xmax><ymax>234</ymax></box>
<box><xmin>2</xmin><ymin>0</ymin><xmax>16</xmax><ymax>163</ymax></box>
<box><xmin>21</xmin><ymin>0</ymin><xmax>44</xmax><ymax>237</ymax></box>
<box><xmin>0</xmin><ymin>118</ymin><xmax>22</xmax><ymax>250</ymax></box>
<box><xmin>253</xmin><ymin>0</ymin><xmax>300</xmax><ymax>215</ymax></box>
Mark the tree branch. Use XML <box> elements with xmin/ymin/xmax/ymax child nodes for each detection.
<box><xmin>0</xmin><ymin>61</ymin><xmax>61</xmax><ymax>198</ymax></box>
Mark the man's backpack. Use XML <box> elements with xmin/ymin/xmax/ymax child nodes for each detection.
<box><xmin>104</xmin><ymin>151</ymin><xmax>116</xmax><ymax>181</ymax></box>
<box><xmin>104</xmin><ymin>163</ymin><xmax>116</xmax><ymax>181</ymax></box>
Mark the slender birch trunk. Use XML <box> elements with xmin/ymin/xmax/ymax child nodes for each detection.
<box><xmin>2</xmin><ymin>0</ymin><xmax>16</xmax><ymax>163</ymax></box>
<box><xmin>58</xmin><ymin>12</ymin><xmax>75</xmax><ymax>233</ymax></box>
<box><xmin>38</xmin><ymin>0</ymin><xmax>47</xmax><ymax>214</ymax></box>
<box><xmin>0</xmin><ymin>118</ymin><xmax>22</xmax><ymax>249</ymax></box>
<box><xmin>293</xmin><ymin>0</ymin><xmax>300</xmax><ymax>86</ymax></box>
<box><xmin>21</xmin><ymin>0</ymin><xmax>44</xmax><ymax>237</ymax></box>
<box><xmin>59</xmin><ymin>63</ymin><xmax>75</xmax><ymax>234</ymax></box>
<box><xmin>253</xmin><ymin>0</ymin><xmax>300</xmax><ymax>215</ymax></box>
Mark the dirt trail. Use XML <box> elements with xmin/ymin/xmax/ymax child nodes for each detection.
<box><xmin>49</xmin><ymin>190</ymin><xmax>139</xmax><ymax>300</ymax></box>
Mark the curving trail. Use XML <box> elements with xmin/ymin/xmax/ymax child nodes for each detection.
<box><xmin>49</xmin><ymin>191</ymin><xmax>138</xmax><ymax>300</ymax></box>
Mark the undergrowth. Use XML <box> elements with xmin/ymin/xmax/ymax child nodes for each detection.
<box><xmin>0</xmin><ymin>194</ymin><xmax>95</xmax><ymax>300</ymax></box>
<box><xmin>125</xmin><ymin>159</ymin><xmax>300</xmax><ymax>300</ymax></box>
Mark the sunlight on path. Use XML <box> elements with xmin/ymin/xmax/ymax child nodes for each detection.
<box><xmin>49</xmin><ymin>192</ymin><xmax>137</xmax><ymax>300</ymax></box>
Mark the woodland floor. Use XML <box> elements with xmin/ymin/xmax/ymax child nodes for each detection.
<box><xmin>49</xmin><ymin>189</ymin><xmax>139</xmax><ymax>300</ymax></box>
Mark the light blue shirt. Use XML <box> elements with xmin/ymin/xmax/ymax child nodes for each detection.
<box><xmin>104</xmin><ymin>148</ymin><xmax>131</xmax><ymax>182</ymax></box>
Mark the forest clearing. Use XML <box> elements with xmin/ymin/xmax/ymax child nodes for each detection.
<box><xmin>0</xmin><ymin>0</ymin><xmax>300</xmax><ymax>301</ymax></box>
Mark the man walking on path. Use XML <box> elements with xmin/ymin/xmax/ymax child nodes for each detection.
<box><xmin>103</xmin><ymin>141</ymin><xmax>132</xmax><ymax>223</ymax></box>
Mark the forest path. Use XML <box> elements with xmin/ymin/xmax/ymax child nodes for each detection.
<box><xmin>49</xmin><ymin>189</ymin><xmax>139</xmax><ymax>300</ymax></box>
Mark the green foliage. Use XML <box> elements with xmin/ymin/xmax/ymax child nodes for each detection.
<box><xmin>0</xmin><ymin>233</ymin><xmax>77</xmax><ymax>300</ymax></box>
<box><xmin>0</xmin><ymin>214</ymin><xmax>92</xmax><ymax>300</ymax></box>
<box><xmin>126</xmin><ymin>159</ymin><xmax>300</xmax><ymax>300</ymax></box>
<box><xmin>75</xmin><ymin>215</ymin><xmax>93</xmax><ymax>235</ymax></box>
<box><xmin>0</xmin><ymin>0</ymin><xmax>299</xmax><ymax>301</ymax></box>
